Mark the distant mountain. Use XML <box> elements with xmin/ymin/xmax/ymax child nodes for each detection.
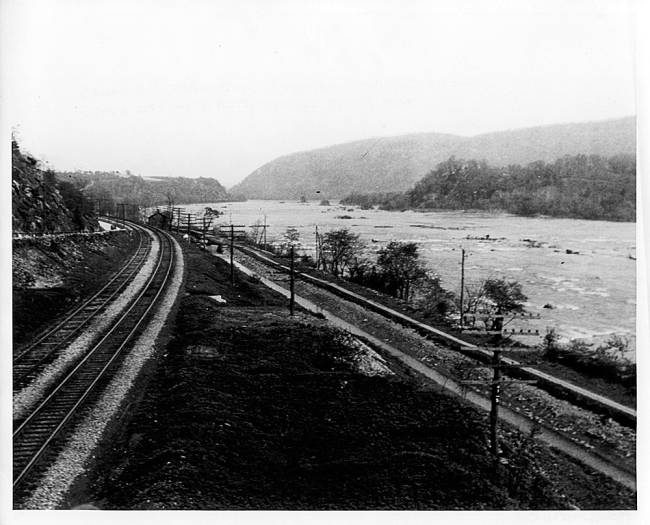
<box><xmin>231</xmin><ymin>117</ymin><xmax>635</xmax><ymax>199</ymax></box>
<box><xmin>56</xmin><ymin>171</ymin><xmax>230</xmax><ymax>207</ymax></box>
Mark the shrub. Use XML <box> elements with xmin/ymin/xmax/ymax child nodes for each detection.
<box><xmin>544</xmin><ymin>334</ymin><xmax>635</xmax><ymax>388</ymax></box>
<box><xmin>415</xmin><ymin>275</ymin><xmax>457</xmax><ymax>320</ymax></box>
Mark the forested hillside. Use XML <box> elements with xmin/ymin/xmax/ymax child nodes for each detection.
<box><xmin>56</xmin><ymin>171</ymin><xmax>231</xmax><ymax>207</ymax></box>
<box><xmin>231</xmin><ymin>117</ymin><xmax>635</xmax><ymax>199</ymax></box>
<box><xmin>341</xmin><ymin>154</ymin><xmax>636</xmax><ymax>222</ymax></box>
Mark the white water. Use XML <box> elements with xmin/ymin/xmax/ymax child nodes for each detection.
<box><xmin>186</xmin><ymin>200</ymin><xmax>636</xmax><ymax>358</ymax></box>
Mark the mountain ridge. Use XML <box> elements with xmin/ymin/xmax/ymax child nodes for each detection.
<box><xmin>231</xmin><ymin>116</ymin><xmax>635</xmax><ymax>199</ymax></box>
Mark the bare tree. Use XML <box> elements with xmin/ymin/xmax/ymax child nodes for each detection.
<box><xmin>249</xmin><ymin>219</ymin><xmax>264</xmax><ymax>245</ymax></box>
<box><xmin>320</xmin><ymin>228</ymin><xmax>363</xmax><ymax>277</ymax></box>
<box><xmin>376</xmin><ymin>241</ymin><xmax>426</xmax><ymax>302</ymax></box>
<box><xmin>462</xmin><ymin>278</ymin><xmax>527</xmax><ymax>330</ymax></box>
<box><xmin>278</xmin><ymin>227</ymin><xmax>301</xmax><ymax>255</ymax></box>
<box><xmin>164</xmin><ymin>190</ymin><xmax>175</xmax><ymax>208</ymax></box>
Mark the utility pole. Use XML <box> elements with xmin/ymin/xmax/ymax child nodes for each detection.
<box><xmin>230</xmin><ymin>224</ymin><xmax>235</xmax><ymax>286</ymax></box>
<box><xmin>459</xmin><ymin>248</ymin><xmax>466</xmax><ymax>330</ymax></box>
<box><xmin>289</xmin><ymin>244</ymin><xmax>295</xmax><ymax>316</ymax></box>
<box><xmin>489</xmin><ymin>349</ymin><xmax>501</xmax><ymax>457</ymax></box>
<box><xmin>459</xmin><ymin>348</ymin><xmax>537</xmax><ymax>460</ymax></box>
<box><xmin>263</xmin><ymin>214</ymin><xmax>267</xmax><ymax>249</ymax></box>
<box><xmin>315</xmin><ymin>225</ymin><xmax>320</xmax><ymax>269</ymax></box>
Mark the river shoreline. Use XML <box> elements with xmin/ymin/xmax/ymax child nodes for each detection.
<box><xmin>182</xmin><ymin>200</ymin><xmax>637</xmax><ymax>358</ymax></box>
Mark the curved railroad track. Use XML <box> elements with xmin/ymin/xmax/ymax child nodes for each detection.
<box><xmin>13</xmin><ymin>225</ymin><xmax>176</xmax><ymax>496</ymax></box>
<box><xmin>13</xmin><ymin>222</ymin><xmax>152</xmax><ymax>390</ymax></box>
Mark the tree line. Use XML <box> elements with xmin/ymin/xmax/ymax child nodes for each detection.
<box><xmin>56</xmin><ymin>170</ymin><xmax>235</xmax><ymax>209</ymax></box>
<box><xmin>45</xmin><ymin>170</ymin><xmax>97</xmax><ymax>231</ymax></box>
<box><xmin>267</xmin><ymin>227</ymin><xmax>634</xmax><ymax>388</ymax></box>
<box><xmin>267</xmin><ymin>227</ymin><xmax>526</xmax><ymax>324</ymax></box>
<box><xmin>341</xmin><ymin>154</ymin><xmax>636</xmax><ymax>222</ymax></box>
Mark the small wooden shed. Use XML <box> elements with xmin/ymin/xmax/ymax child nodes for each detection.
<box><xmin>147</xmin><ymin>210</ymin><xmax>171</xmax><ymax>229</ymax></box>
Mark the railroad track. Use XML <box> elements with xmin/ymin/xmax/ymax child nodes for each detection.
<box><xmin>223</xmin><ymin>245</ymin><xmax>637</xmax><ymax>490</ymax></box>
<box><xmin>13</xmin><ymin>222</ymin><xmax>152</xmax><ymax>390</ymax></box>
<box><xmin>232</xmin><ymin>243</ymin><xmax>636</xmax><ymax>426</ymax></box>
<box><xmin>13</xmin><ymin>225</ymin><xmax>176</xmax><ymax>496</ymax></box>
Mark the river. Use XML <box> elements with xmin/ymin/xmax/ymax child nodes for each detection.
<box><xmin>184</xmin><ymin>199</ymin><xmax>637</xmax><ymax>358</ymax></box>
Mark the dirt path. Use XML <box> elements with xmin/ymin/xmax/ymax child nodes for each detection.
<box><xmin>222</xmin><ymin>253</ymin><xmax>636</xmax><ymax>491</ymax></box>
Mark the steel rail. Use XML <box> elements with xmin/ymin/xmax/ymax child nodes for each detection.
<box><xmin>234</xmin><ymin>243</ymin><xmax>636</xmax><ymax>427</ymax></box>
<box><xmin>12</xmin><ymin>225</ymin><xmax>153</xmax><ymax>390</ymax></box>
<box><xmin>223</xmin><ymin>251</ymin><xmax>637</xmax><ymax>492</ymax></box>
<box><xmin>13</xmin><ymin>222</ymin><xmax>150</xmax><ymax>362</ymax></box>
<box><xmin>13</xmin><ymin>227</ymin><xmax>176</xmax><ymax>491</ymax></box>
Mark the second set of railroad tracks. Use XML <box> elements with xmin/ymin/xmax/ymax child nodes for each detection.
<box><xmin>224</xmin><ymin>241</ymin><xmax>636</xmax><ymax>490</ymax></box>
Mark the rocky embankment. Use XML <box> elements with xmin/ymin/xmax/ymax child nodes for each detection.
<box><xmin>12</xmin><ymin>140</ymin><xmax>98</xmax><ymax>235</ymax></box>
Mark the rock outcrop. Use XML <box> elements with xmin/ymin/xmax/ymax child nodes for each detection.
<box><xmin>12</xmin><ymin>141</ymin><xmax>99</xmax><ymax>234</ymax></box>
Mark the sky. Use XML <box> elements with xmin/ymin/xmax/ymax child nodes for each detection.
<box><xmin>1</xmin><ymin>0</ymin><xmax>637</xmax><ymax>188</ymax></box>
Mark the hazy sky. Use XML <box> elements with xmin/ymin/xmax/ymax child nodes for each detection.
<box><xmin>2</xmin><ymin>0</ymin><xmax>636</xmax><ymax>187</ymax></box>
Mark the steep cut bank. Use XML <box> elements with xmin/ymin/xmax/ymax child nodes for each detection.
<box><xmin>12</xmin><ymin>141</ymin><xmax>99</xmax><ymax>234</ymax></box>
<box><xmin>231</xmin><ymin>117</ymin><xmax>635</xmax><ymax>199</ymax></box>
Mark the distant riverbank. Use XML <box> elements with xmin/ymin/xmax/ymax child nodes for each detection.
<box><xmin>340</xmin><ymin>155</ymin><xmax>636</xmax><ymax>222</ymax></box>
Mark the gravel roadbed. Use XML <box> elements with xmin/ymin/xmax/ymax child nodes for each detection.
<box><xmin>13</xmin><ymin>229</ymin><xmax>160</xmax><ymax>421</ymax></box>
<box><xmin>21</xmin><ymin>235</ymin><xmax>184</xmax><ymax>509</ymax></box>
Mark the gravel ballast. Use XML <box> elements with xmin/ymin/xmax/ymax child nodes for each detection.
<box><xmin>21</xmin><ymin>235</ymin><xmax>184</xmax><ymax>509</ymax></box>
<box><xmin>13</xmin><ymin>229</ymin><xmax>160</xmax><ymax>421</ymax></box>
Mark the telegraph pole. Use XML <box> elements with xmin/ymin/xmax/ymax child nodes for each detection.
<box><xmin>489</xmin><ymin>349</ymin><xmax>501</xmax><ymax>457</ymax></box>
<box><xmin>289</xmin><ymin>244</ymin><xmax>295</xmax><ymax>316</ymax></box>
<box><xmin>263</xmin><ymin>214</ymin><xmax>267</xmax><ymax>249</ymax></box>
<box><xmin>315</xmin><ymin>225</ymin><xmax>320</xmax><ymax>269</ymax></box>
<box><xmin>460</xmin><ymin>348</ymin><xmax>536</xmax><ymax>459</ymax></box>
<box><xmin>230</xmin><ymin>224</ymin><xmax>235</xmax><ymax>286</ymax></box>
<box><xmin>459</xmin><ymin>248</ymin><xmax>466</xmax><ymax>330</ymax></box>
